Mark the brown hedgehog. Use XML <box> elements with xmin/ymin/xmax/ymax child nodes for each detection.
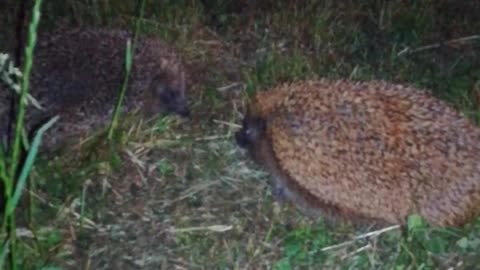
<box><xmin>235</xmin><ymin>79</ymin><xmax>480</xmax><ymax>228</ymax></box>
<box><xmin>0</xmin><ymin>27</ymin><xmax>189</xmax><ymax>152</ymax></box>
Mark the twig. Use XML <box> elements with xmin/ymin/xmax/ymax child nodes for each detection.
<box><xmin>124</xmin><ymin>149</ymin><xmax>146</xmax><ymax>171</ymax></box>
<box><xmin>213</xmin><ymin>119</ymin><xmax>242</xmax><ymax>129</ymax></box>
<box><xmin>217</xmin><ymin>82</ymin><xmax>244</xmax><ymax>92</ymax></box>
<box><xmin>193</xmin><ymin>134</ymin><xmax>231</xmax><ymax>141</ymax></box>
<box><xmin>168</xmin><ymin>225</ymin><xmax>233</xmax><ymax>233</ymax></box>
<box><xmin>397</xmin><ymin>35</ymin><xmax>480</xmax><ymax>56</ymax></box>
<box><xmin>341</xmin><ymin>243</ymin><xmax>372</xmax><ymax>260</ymax></box>
<box><xmin>28</xmin><ymin>190</ymin><xmax>98</xmax><ymax>229</ymax></box>
<box><xmin>0</xmin><ymin>227</ymin><xmax>55</xmax><ymax>239</ymax></box>
<box><xmin>352</xmin><ymin>224</ymin><xmax>401</xmax><ymax>240</ymax></box>
<box><xmin>154</xmin><ymin>181</ymin><xmax>220</xmax><ymax>208</ymax></box>
<box><xmin>321</xmin><ymin>224</ymin><xmax>400</xmax><ymax>252</ymax></box>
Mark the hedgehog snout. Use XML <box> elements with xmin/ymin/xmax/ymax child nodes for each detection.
<box><xmin>235</xmin><ymin>116</ymin><xmax>266</xmax><ymax>148</ymax></box>
<box><xmin>157</xmin><ymin>85</ymin><xmax>190</xmax><ymax>118</ymax></box>
<box><xmin>235</xmin><ymin>126</ymin><xmax>250</xmax><ymax>148</ymax></box>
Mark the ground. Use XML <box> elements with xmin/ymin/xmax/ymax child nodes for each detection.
<box><xmin>1</xmin><ymin>1</ymin><xmax>480</xmax><ymax>269</ymax></box>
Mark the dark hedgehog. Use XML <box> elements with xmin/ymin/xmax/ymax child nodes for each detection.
<box><xmin>236</xmin><ymin>79</ymin><xmax>480</xmax><ymax>228</ymax></box>
<box><xmin>0</xmin><ymin>27</ymin><xmax>189</xmax><ymax>152</ymax></box>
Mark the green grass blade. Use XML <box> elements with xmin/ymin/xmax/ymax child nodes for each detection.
<box><xmin>0</xmin><ymin>241</ymin><xmax>9</xmax><ymax>269</ymax></box>
<box><xmin>107</xmin><ymin>0</ymin><xmax>146</xmax><ymax>140</ymax></box>
<box><xmin>6</xmin><ymin>116</ymin><xmax>59</xmax><ymax>216</ymax></box>
<box><xmin>132</xmin><ymin>0</ymin><xmax>147</xmax><ymax>51</ymax></box>
<box><xmin>0</xmin><ymin>145</ymin><xmax>7</xmax><ymax>182</ymax></box>
<box><xmin>8</xmin><ymin>0</ymin><xmax>43</xmax><ymax>189</ymax></box>
<box><xmin>107</xmin><ymin>39</ymin><xmax>133</xmax><ymax>140</ymax></box>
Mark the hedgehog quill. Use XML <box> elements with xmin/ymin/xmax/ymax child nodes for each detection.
<box><xmin>0</xmin><ymin>27</ymin><xmax>189</xmax><ymax>152</ymax></box>
<box><xmin>236</xmin><ymin>79</ymin><xmax>480</xmax><ymax>228</ymax></box>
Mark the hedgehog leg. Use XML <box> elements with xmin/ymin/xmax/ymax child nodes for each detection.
<box><xmin>270</xmin><ymin>179</ymin><xmax>288</xmax><ymax>203</ymax></box>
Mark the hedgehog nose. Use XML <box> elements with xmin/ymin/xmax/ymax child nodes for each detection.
<box><xmin>235</xmin><ymin>129</ymin><xmax>248</xmax><ymax>148</ymax></box>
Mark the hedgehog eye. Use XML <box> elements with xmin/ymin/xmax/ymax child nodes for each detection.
<box><xmin>159</xmin><ymin>87</ymin><xmax>178</xmax><ymax>103</ymax></box>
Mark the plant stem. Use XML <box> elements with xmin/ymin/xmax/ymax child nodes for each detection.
<box><xmin>4</xmin><ymin>0</ymin><xmax>44</xmax><ymax>268</ymax></box>
<box><xmin>107</xmin><ymin>0</ymin><xmax>147</xmax><ymax>140</ymax></box>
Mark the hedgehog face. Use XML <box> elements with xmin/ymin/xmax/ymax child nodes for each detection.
<box><xmin>155</xmin><ymin>83</ymin><xmax>190</xmax><ymax>117</ymax></box>
<box><xmin>146</xmin><ymin>78</ymin><xmax>190</xmax><ymax>118</ymax></box>
<box><xmin>235</xmin><ymin>113</ymin><xmax>267</xmax><ymax>150</ymax></box>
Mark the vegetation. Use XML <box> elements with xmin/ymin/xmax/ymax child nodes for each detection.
<box><xmin>0</xmin><ymin>0</ymin><xmax>479</xmax><ymax>269</ymax></box>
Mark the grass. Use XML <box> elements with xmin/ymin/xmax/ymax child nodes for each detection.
<box><xmin>0</xmin><ymin>0</ymin><xmax>480</xmax><ymax>269</ymax></box>
<box><xmin>0</xmin><ymin>1</ymin><xmax>60</xmax><ymax>269</ymax></box>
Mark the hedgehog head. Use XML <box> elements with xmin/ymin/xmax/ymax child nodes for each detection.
<box><xmin>144</xmin><ymin>71</ymin><xmax>189</xmax><ymax>118</ymax></box>
<box><xmin>235</xmin><ymin>107</ymin><xmax>267</xmax><ymax>151</ymax></box>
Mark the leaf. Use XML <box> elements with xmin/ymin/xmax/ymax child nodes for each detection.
<box><xmin>425</xmin><ymin>235</ymin><xmax>448</xmax><ymax>254</ymax></box>
<box><xmin>456</xmin><ymin>237</ymin><xmax>470</xmax><ymax>249</ymax></box>
<box><xmin>274</xmin><ymin>258</ymin><xmax>291</xmax><ymax>270</ymax></box>
<box><xmin>6</xmin><ymin>116</ymin><xmax>59</xmax><ymax>215</ymax></box>
<box><xmin>407</xmin><ymin>214</ymin><xmax>425</xmax><ymax>232</ymax></box>
<box><xmin>0</xmin><ymin>241</ymin><xmax>9</xmax><ymax>270</ymax></box>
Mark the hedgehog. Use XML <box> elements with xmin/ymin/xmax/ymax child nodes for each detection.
<box><xmin>0</xmin><ymin>27</ymin><xmax>189</xmax><ymax>152</ymax></box>
<box><xmin>235</xmin><ymin>79</ymin><xmax>480</xmax><ymax>228</ymax></box>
